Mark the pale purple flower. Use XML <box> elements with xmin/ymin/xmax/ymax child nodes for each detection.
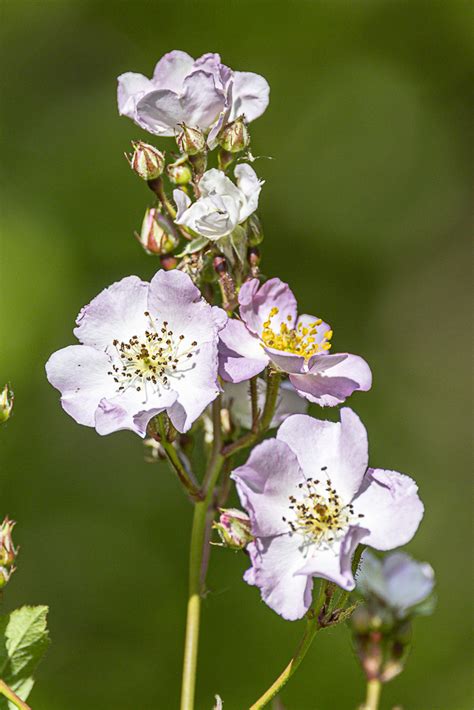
<box><xmin>46</xmin><ymin>270</ymin><xmax>226</xmax><ymax>436</ymax></box>
<box><xmin>219</xmin><ymin>278</ymin><xmax>372</xmax><ymax>406</ymax></box>
<box><xmin>232</xmin><ymin>409</ymin><xmax>424</xmax><ymax>620</ymax></box>
<box><xmin>356</xmin><ymin>551</ymin><xmax>435</xmax><ymax>617</ymax></box>
<box><xmin>117</xmin><ymin>50</ymin><xmax>269</xmax><ymax>146</ymax></box>
<box><xmin>173</xmin><ymin>165</ymin><xmax>263</xmax><ymax>240</ymax></box>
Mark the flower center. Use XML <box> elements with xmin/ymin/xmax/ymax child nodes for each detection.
<box><xmin>107</xmin><ymin>311</ymin><xmax>197</xmax><ymax>401</ymax></box>
<box><xmin>282</xmin><ymin>477</ymin><xmax>361</xmax><ymax>548</ymax></box>
<box><xmin>261</xmin><ymin>308</ymin><xmax>332</xmax><ymax>359</ymax></box>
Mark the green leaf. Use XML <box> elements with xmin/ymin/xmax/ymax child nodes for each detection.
<box><xmin>176</xmin><ymin>236</ymin><xmax>209</xmax><ymax>257</ymax></box>
<box><xmin>0</xmin><ymin>606</ymin><xmax>50</xmax><ymax>708</ymax></box>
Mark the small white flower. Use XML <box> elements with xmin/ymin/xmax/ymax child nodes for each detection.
<box><xmin>173</xmin><ymin>165</ymin><xmax>263</xmax><ymax>240</ymax></box>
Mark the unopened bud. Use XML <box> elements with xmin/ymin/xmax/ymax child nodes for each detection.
<box><xmin>218</xmin><ymin>116</ymin><xmax>250</xmax><ymax>153</ymax></box>
<box><xmin>247</xmin><ymin>214</ymin><xmax>264</xmax><ymax>246</ymax></box>
<box><xmin>160</xmin><ymin>254</ymin><xmax>178</xmax><ymax>271</ymax></box>
<box><xmin>0</xmin><ymin>518</ymin><xmax>17</xmax><ymax>588</ymax></box>
<box><xmin>0</xmin><ymin>385</ymin><xmax>14</xmax><ymax>424</ymax></box>
<box><xmin>167</xmin><ymin>160</ymin><xmax>193</xmax><ymax>186</ymax></box>
<box><xmin>127</xmin><ymin>141</ymin><xmax>165</xmax><ymax>180</ymax></box>
<box><xmin>136</xmin><ymin>208</ymin><xmax>178</xmax><ymax>255</ymax></box>
<box><xmin>176</xmin><ymin>124</ymin><xmax>206</xmax><ymax>155</ymax></box>
<box><xmin>213</xmin><ymin>509</ymin><xmax>253</xmax><ymax>550</ymax></box>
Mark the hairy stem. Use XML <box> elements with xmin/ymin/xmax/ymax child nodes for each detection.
<box><xmin>180</xmin><ymin>398</ymin><xmax>224</xmax><ymax>710</ymax></box>
<box><xmin>157</xmin><ymin>416</ymin><xmax>203</xmax><ymax>502</ymax></box>
<box><xmin>249</xmin><ymin>582</ymin><xmax>327</xmax><ymax>710</ymax></box>
<box><xmin>364</xmin><ymin>679</ymin><xmax>382</xmax><ymax>710</ymax></box>
<box><xmin>0</xmin><ymin>680</ymin><xmax>31</xmax><ymax>710</ymax></box>
<box><xmin>148</xmin><ymin>176</ymin><xmax>177</xmax><ymax>218</ymax></box>
<box><xmin>249</xmin><ymin>376</ymin><xmax>259</xmax><ymax>428</ymax></box>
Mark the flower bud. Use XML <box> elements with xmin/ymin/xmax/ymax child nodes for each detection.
<box><xmin>136</xmin><ymin>208</ymin><xmax>179</xmax><ymax>255</ymax></box>
<box><xmin>218</xmin><ymin>116</ymin><xmax>250</xmax><ymax>153</ymax></box>
<box><xmin>166</xmin><ymin>160</ymin><xmax>193</xmax><ymax>186</ymax></box>
<box><xmin>0</xmin><ymin>385</ymin><xmax>13</xmax><ymax>424</ymax></box>
<box><xmin>176</xmin><ymin>124</ymin><xmax>206</xmax><ymax>156</ymax></box>
<box><xmin>0</xmin><ymin>518</ymin><xmax>17</xmax><ymax>589</ymax></box>
<box><xmin>213</xmin><ymin>508</ymin><xmax>253</xmax><ymax>550</ymax></box>
<box><xmin>246</xmin><ymin>213</ymin><xmax>264</xmax><ymax>246</ymax></box>
<box><xmin>127</xmin><ymin>141</ymin><xmax>165</xmax><ymax>180</ymax></box>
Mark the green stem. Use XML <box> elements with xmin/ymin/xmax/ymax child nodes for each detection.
<box><xmin>364</xmin><ymin>678</ymin><xmax>382</xmax><ymax>710</ymax></box>
<box><xmin>221</xmin><ymin>369</ymin><xmax>281</xmax><ymax>457</ymax></box>
<box><xmin>148</xmin><ymin>177</ymin><xmax>177</xmax><ymax>218</ymax></box>
<box><xmin>249</xmin><ymin>582</ymin><xmax>327</xmax><ymax>710</ymax></box>
<box><xmin>180</xmin><ymin>399</ymin><xmax>224</xmax><ymax>710</ymax></box>
<box><xmin>260</xmin><ymin>369</ymin><xmax>281</xmax><ymax>430</ymax></box>
<box><xmin>157</xmin><ymin>416</ymin><xmax>203</xmax><ymax>502</ymax></box>
<box><xmin>0</xmin><ymin>680</ymin><xmax>31</xmax><ymax>710</ymax></box>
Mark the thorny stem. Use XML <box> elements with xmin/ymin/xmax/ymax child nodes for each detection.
<box><xmin>180</xmin><ymin>398</ymin><xmax>224</xmax><ymax>710</ymax></box>
<box><xmin>249</xmin><ymin>582</ymin><xmax>328</xmax><ymax>710</ymax></box>
<box><xmin>0</xmin><ymin>680</ymin><xmax>31</xmax><ymax>710</ymax></box>
<box><xmin>364</xmin><ymin>679</ymin><xmax>382</xmax><ymax>710</ymax></box>
<box><xmin>156</xmin><ymin>415</ymin><xmax>203</xmax><ymax>502</ymax></box>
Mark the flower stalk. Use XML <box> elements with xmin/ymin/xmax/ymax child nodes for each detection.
<box><xmin>180</xmin><ymin>398</ymin><xmax>224</xmax><ymax>710</ymax></box>
<box><xmin>364</xmin><ymin>678</ymin><xmax>382</xmax><ymax>710</ymax></box>
<box><xmin>0</xmin><ymin>680</ymin><xmax>32</xmax><ymax>710</ymax></box>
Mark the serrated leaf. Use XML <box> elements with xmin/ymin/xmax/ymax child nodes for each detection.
<box><xmin>0</xmin><ymin>606</ymin><xmax>50</xmax><ymax>708</ymax></box>
<box><xmin>176</xmin><ymin>236</ymin><xmax>209</xmax><ymax>257</ymax></box>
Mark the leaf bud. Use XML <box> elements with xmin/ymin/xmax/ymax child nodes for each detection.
<box><xmin>246</xmin><ymin>213</ymin><xmax>264</xmax><ymax>246</ymax></box>
<box><xmin>176</xmin><ymin>124</ymin><xmax>206</xmax><ymax>156</ymax></box>
<box><xmin>218</xmin><ymin>116</ymin><xmax>250</xmax><ymax>153</ymax></box>
<box><xmin>127</xmin><ymin>141</ymin><xmax>165</xmax><ymax>180</ymax></box>
<box><xmin>0</xmin><ymin>518</ymin><xmax>17</xmax><ymax>588</ymax></box>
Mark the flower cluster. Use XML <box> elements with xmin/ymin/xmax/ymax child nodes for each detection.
<box><xmin>45</xmin><ymin>47</ymin><xmax>433</xmax><ymax>707</ymax></box>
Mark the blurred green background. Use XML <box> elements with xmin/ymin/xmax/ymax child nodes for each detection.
<box><xmin>1</xmin><ymin>1</ymin><xmax>472</xmax><ymax>708</ymax></box>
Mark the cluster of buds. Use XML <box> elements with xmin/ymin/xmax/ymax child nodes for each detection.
<box><xmin>0</xmin><ymin>517</ymin><xmax>18</xmax><ymax>589</ymax></box>
<box><xmin>0</xmin><ymin>384</ymin><xmax>14</xmax><ymax>424</ymax></box>
<box><xmin>213</xmin><ymin>509</ymin><xmax>253</xmax><ymax>550</ymax></box>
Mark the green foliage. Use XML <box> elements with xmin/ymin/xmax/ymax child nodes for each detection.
<box><xmin>0</xmin><ymin>606</ymin><xmax>50</xmax><ymax>708</ymax></box>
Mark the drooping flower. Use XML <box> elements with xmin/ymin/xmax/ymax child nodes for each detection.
<box><xmin>46</xmin><ymin>270</ymin><xmax>226</xmax><ymax>436</ymax></box>
<box><xmin>173</xmin><ymin>165</ymin><xmax>263</xmax><ymax>240</ymax></box>
<box><xmin>356</xmin><ymin>551</ymin><xmax>435</xmax><ymax>618</ymax></box>
<box><xmin>232</xmin><ymin>409</ymin><xmax>424</xmax><ymax>620</ymax></box>
<box><xmin>219</xmin><ymin>278</ymin><xmax>372</xmax><ymax>406</ymax></box>
<box><xmin>117</xmin><ymin>50</ymin><xmax>269</xmax><ymax>146</ymax></box>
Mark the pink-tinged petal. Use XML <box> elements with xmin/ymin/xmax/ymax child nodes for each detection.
<box><xmin>290</xmin><ymin>353</ymin><xmax>372</xmax><ymax>406</ymax></box>
<box><xmin>296</xmin><ymin>314</ymin><xmax>332</xmax><ymax>346</ymax></box>
<box><xmin>245</xmin><ymin>535</ymin><xmax>314</xmax><ymax>620</ymax></box>
<box><xmin>211</xmin><ymin>306</ymin><xmax>228</xmax><ymax>331</ymax></box>
<box><xmin>218</xmin><ymin>319</ymin><xmax>268</xmax><ymax>383</ymax></box>
<box><xmin>148</xmin><ymin>269</ymin><xmax>218</xmax><ymax>344</ymax></box>
<box><xmin>383</xmin><ymin>553</ymin><xmax>435</xmax><ymax>612</ymax></box>
<box><xmin>45</xmin><ymin>345</ymin><xmax>115</xmax><ymax>427</ymax></box>
<box><xmin>117</xmin><ymin>72</ymin><xmax>154</xmax><ymax>118</ymax></box>
<box><xmin>264</xmin><ymin>347</ymin><xmax>306</xmax><ymax>374</ymax></box>
<box><xmin>295</xmin><ymin>526</ymin><xmax>369</xmax><ymax>591</ymax></box>
<box><xmin>152</xmin><ymin>50</ymin><xmax>194</xmax><ymax>91</ymax></box>
<box><xmin>352</xmin><ymin>468</ymin><xmax>424</xmax><ymax>551</ymax></box>
<box><xmin>239</xmin><ymin>278</ymin><xmax>298</xmax><ymax>336</ymax></box>
<box><xmin>135</xmin><ymin>89</ymin><xmax>186</xmax><ymax>136</ymax></box>
<box><xmin>180</xmin><ymin>70</ymin><xmax>226</xmax><ymax>130</ymax></box>
<box><xmin>166</xmin><ymin>340</ymin><xmax>220</xmax><ymax>432</ymax></box>
<box><xmin>232</xmin><ymin>438</ymin><xmax>303</xmax><ymax>537</ymax></box>
<box><xmin>73</xmin><ymin>276</ymin><xmax>149</xmax><ymax>351</ymax></box>
<box><xmin>173</xmin><ymin>189</ymin><xmax>192</xmax><ymax>220</ymax></box>
<box><xmin>95</xmin><ymin>386</ymin><xmax>177</xmax><ymax>437</ymax></box>
<box><xmin>230</xmin><ymin>71</ymin><xmax>270</xmax><ymax>123</ymax></box>
<box><xmin>234</xmin><ymin>164</ymin><xmax>263</xmax><ymax>222</ymax></box>
<box><xmin>277</xmin><ymin>409</ymin><xmax>369</xmax><ymax>505</ymax></box>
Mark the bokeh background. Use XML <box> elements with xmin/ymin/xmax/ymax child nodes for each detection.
<box><xmin>1</xmin><ymin>1</ymin><xmax>472</xmax><ymax>708</ymax></box>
